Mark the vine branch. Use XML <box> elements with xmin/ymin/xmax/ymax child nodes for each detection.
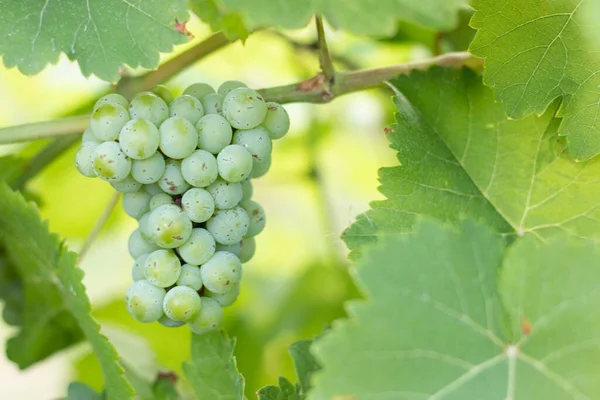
<box><xmin>78</xmin><ymin>191</ymin><xmax>121</xmax><ymax>262</ymax></box>
<box><xmin>315</xmin><ymin>16</ymin><xmax>335</xmax><ymax>86</ymax></box>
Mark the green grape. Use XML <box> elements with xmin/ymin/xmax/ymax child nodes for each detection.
<box><xmin>232</xmin><ymin>126</ymin><xmax>273</xmax><ymax>163</ymax></box>
<box><xmin>159</xmin><ymin>117</ymin><xmax>198</xmax><ymax>160</ymax></box>
<box><xmin>125</xmin><ymin>280</ymin><xmax>165</xmax><ymax>323</ymax></box>
<box><xmin>178</xmin><ymin>228</ymin><xmax>216</xmax><ymax>265</ymax></box>
<box><xmin>92</xmin><ymin>141</ymin><xmax>131</xmax><ymax>182</ymax></box>
<box><xmin>82</xmin><ymin>128</ymin><xmax>100</xmax><ymax>143</ymax></box>
<box><xmin>181</xmin><ymin>188</ymin><xmax>215</xmax><ymax>223</ymax></box>
<box><xmin>163</xmin><ymin>286</ymin><xmax>202</xmax><ymax>322</ymax></box>
<box><xmin>159</xmin><ymin>159</ymin><xmax>190</xmax><ymax>195</ymax></box>
<box><xmin>129</xmin><ymin>92</ymin><xmax>169</xmax><ymax>126</ymax></box>
<box><xmin>217</xmin><ymin>144</ymin><xmax>253</xmax><ymax>183</ymax></box>
<box><xmin>223</xmin><ymin>88</ymin><xmax>267</xmax><ymax>129</ymax></box>
<box><xmin>177</xmin><ymin>264</ymin><xmax>203</xmax><ymax>291</ymax></box>
<box><xmin>90</xmin><ymin>103</ymin><xmax>130</xmax><ymax>141</ymax></box>
<box><xmin>110</xmin><ymin>175</ymin><xmax>142</xmax><ymax>193</ymax></box>
<box><xmin>205</xmin><ymin>283</ymin><xmax>240</xmax><ymax>307</ymax></box>
<box><xmin>138</xmin><ymin>211</ymin><xmax>152</xmax><ymax>240</ymax></box>
<box><xmin>183</xmin><ymin>83</ymin><xmax>215</xmax><ymax>100</ymax></box>
<box><xmin>151</xmin><ymin>85</ymin><xmax>174</xmax><ymax>104</ymax></box>
<box><xmin>188</xmin><ymin>297</ymin><xmax>223</xmax><ymax>334</ymax></box>
<box><xmin>123</xmin><ymin>190</ymin><xmax>151</xmax><ymax>219</ymax></box>
<box><xmin>93</xmin><ymin>93</ymin><xmax>129</xmax><ymax>111</ymax></box>
<box><xmin>132</xmin><ymin>254</ymin><xmax>149</xmax><ymax>281</ymax></box>
<box><xmin>144</xmin><ymin>249</ymin><xmax>182</xmax><ymax>287</ymax></box>
<box><xmin>149</xmin><ymin>193</ymin><xmax>174</xmax><ymax>210</ymax></box>
<box><xmin>206</xmin><ymin>207</ymin><xmax>249</xmax><ymax>245</ymax></box>
<box><xmin>200</xmin><ymin>251</ymin><xmax>242</xmax><ymax>294</ymax></box>
<box><xmin>132</xmin><ymin>153</ymin><xmax>166</xmax><ymax>184</ymax></box>
<box><xmin>216</xmin><ymin>241</ymin><xmax>242</xmax><ymax>256</ymax></box>
<box><xmin>218</xmin><ymin>80</ymin><xmax>247</xmax><ymax>96</ymax></box>
<box><xmin>181</xmin><ymin>150</ymin><xmax>218</xmax><ymax>188</ymax></box>
<box><xmin>263</xmin><ymin>102</ymin><xmax>290</xmax><ymax>139</ymax></box>
<box><xmin>144</xmin><ymin>182</ymin><xmax>164</xmax><ymax>195</ymax></box>
<box><xmin>196</xmin><ymin>114</ymin><xmax>232</xmax><ymax>154</ymax></box>
<box><xmin>129</xmin><ymin>228</ymin><xmax>159</xmax><ymax>258</ymax></box>
<box><xmin>239</xmin><ymin>237</ymin><xmax>256</xmax><ymax>263</ymax></box>
<box><xmin>75</xmin><ymin>142</ymin><xmax>98</xmax><ymax>178</ymax></box>
<box><xmin>251</xmin><ymin>155</ymin><xmax>271</xmax><ymax>178</ymax></box>
<box><xmin>118</xmin><ymin>119</ymin><xmax>160</xmax><ymax>160</ymax></box>
<box><xmin>206</xmin><ymin>179</ymin><xmax>242</xmax><ymax>209</ymax></box>
<box><xmin>200</xmin><ymin>93</ymin><xmax>224</xmax><ymax>115</ymax></box>
<box><xmin>240</xmin><ymin>179</ymin><xmax>253</xmax><ymax>202</ymax></box>
<box><xmin>158</xmin><ymin>314</ymin><xmax>185</xmax><ymax>328</ymax></box>
<box><xmin>170</xmin><ymin>95</ymin><xmax>204</xmax><ymax>124</ymax></box>
<box><xmin>146</xmin><ymin>204</ymin><xmax>193</xmax><ymax>248</ymax></box>
<box><xmin>241</xmin><ymin>200</ymin><xmax>266</xmax><ymax>236</ymax></box>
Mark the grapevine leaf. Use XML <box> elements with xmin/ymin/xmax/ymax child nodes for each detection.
<box><xmin>289</xmin><ymin>340</ymin><xmax>320</xmax><ymax>394</ymax></box>
<box><xmin>345</xmin><ymin>67</ymin><xmax>600</xmax><ymax>256</ymax></box>
<box><xmin>0</xmin><ymin>183</ymin><xmax>133</xmax><ymax>400</ymax></box>
<box><xmin>0</xmin><ymin>0</ymin><xmax>189</xmax><ymax>81</ymax></box>
<box><xmin>470</xmin><ymin>0</ymin><xmax>600</xmax><ymax>161</ymax></box>
<box><xmin>212</xmin><ymin>0</ymin><xmax>467</xmax><ymax>36</ymax></box>
<box><xmin>189</xmin><ymin>0</ymin><xmax>249</xmax><ymax>40</ymax></box>
<box><xmin>257</xmin><ymin>377</ymin><xmax>300</xmax><ymax>400</ymax></box>
<box><xmin>311</xmin><ymin>219</ymin><xmax>600</xmax><ymax>399</ymax></box>
<box><xmin>151</xmin><ymin>374</ymin><xmax>181</xmax><ymax>400</ymax></box>
<box><xmin>62</xmin><ymin>382</ymin><xmax>104</xmax><ymax>400</ymax></box>
<box><xmin>183</xmin><ymin>330</ymin><xmax>245</xmax><ymax>400</ymax></box>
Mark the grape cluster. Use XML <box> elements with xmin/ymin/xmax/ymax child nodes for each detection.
<box><xmin>75</xmin><ymin>81</ymin><xmax>289</xmax><ymax>334</ymax></box>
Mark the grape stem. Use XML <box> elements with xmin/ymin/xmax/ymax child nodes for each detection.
<box><xmin>77</xmin><ymin>191</ymin><xmax>121</xmax><ymax>263</ymax></box>
<box><xmin>258</xmin><ymin>51</ymin><xmax>480</xmax><ymax>103</ymax></box>
<box><xmin>315</xmin><ymin>15</ymin><xmax>335</xmax><ymax>90</ymax></box>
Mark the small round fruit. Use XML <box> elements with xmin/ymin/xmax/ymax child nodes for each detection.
<box><xmin>181</xmin><ymin>150</ymin><xmax>218</xmax><ymax>188</ymax></box>
<box><xmin>163</xmin><ymin>286</ymin><xmax>202</xmax><ymax>322</ymax></box>
<box><xmin>90</xmin><ymin>103</ymin><xmax>130</xmax><ymax>141</ymax></box>
<box><xmin>92</xmin><ymin>141</ymin><xmax>131</xmax><ymax>182</ymax></box>
<box><xmin>129</xmin><ymin>92</ymin><xmax>169</xmax><ymax>126</ymax></box>
<box><xmin>217</xmin><ymin>144</ymin><xmax>253</xmax><ymax>183</ymax></box>
<box><xmin>239</xmin><ymin>237</ymin><xmax>256</xmax><ymax>263</ymax></box>
<box><xmin>159</xmin><ymin>117</ymin><xmax>198</xmax><ymax>160</ymax></box>
<box><xmin>222</xmin><ymin>88</ymin><xmax>267</xmax><ymax>129</ymax></box>
<box><xmin>123</xmin><ymin>190</ymin><xmax>151</xmax><ymax>219</ymax></box>
<box><xmin>241</xmin><ymin>200</ymin><xmax>266</xmax><ymax>236</ymax></box>
<box><xmin>125</xmin><ymin>280</ymin><xmax>165</xmax><ymax>323</ymax></box>
<box><xmin>149</xmin><ymin>193</ymin><xmax>174</xmax><ymax>210</ymax></box>
<box><xmin>118</xmin><ymin>119</ymin><xmax>160</xmax><ymax>160</ymax></box>
<box><xmin>205</xmin><ymin>283</ymin><xmax>240</xmax><ymax>307</ymax></box>
<box><xmin>181</xmin><ymin>188</ymin><xmax>215</xmax><ymax>223</ymax></box>
<box><xmin>183</xmin><ymin>83</ymin><xmax>215</xmax><ymax>100</ymax></box>
<box><xmin>144</xmin><ymin>249</ymin><xmax>182</xmax><ymax>287</ymax></box>
<box><xmin>93</xmin><ymin>93</ymin><xmax>129</xmax><ymax>111</ymax></box>
<box><xmin>263</xmin><ymin>102</ymin><xmax>290</xmax><ymax>139</ymax></box>
<box><xmin>177</xmin><ymin>264</ymin><xmax>203</xmax><ymax>291</ymax></box>
<box><xmin>200</xmin><ymin>251</ymin><xmax>242</xmax><ymax>294</ymax></box>
<box><xmin>206</xmin><ymin>179</ymin><xmax>243</xmax><ymax>210</ymax></box>
<box><xmin>146</xmin><ymin>204</ymin><xmax>193</xmax><ymax>248</ymax></box>
<box><xmin>188</xmin><ymin>297</ymin><xmax>223</xmax><ymax>334</ymax></box>
<box><xmin>151</xmin><ymin>85</ymin><xmax>174</xmax><ymax>104</ymax></box>
<box><xmin>178</xmin><ymin>228</ymin><xmax>216</xmax><ymax>265</ymax></box>
<box><xmin>131</xmin><ymin>152</ymin><xmax>166</xmax><ymax>184</ymax></box>
<box><xmin>169</xmin><ymin>94</ymin><xmax>204</xmax><ymax>124</ymax></box>
<box><xmin>75</xmin><ymin>142</ymin><xmax>98</xmax><ymax>178</ymax></box>
<box><xmin>206</xmin><ymin>207</ymin><xmax>249</xmax><ymax>245</ymax></box>
<box><xmin>158</xmin><ymin>314</ymin><xmax>185</xmax><ymax>328</ymax></box>
<box><xmin>110</xmin><ymin>175</ymin><xmax>142</xmax><ymax>193</ymax></box>
<box><xmin>196</xmin><ymin>114</ymin><xmax>232</xmax><ymax>154</ymax></box>
<box><xmin>217</xmin><ymin>80</ymin><xmax>247</xmax><ymax>96</ymax></box>
<box><xmin>200</xmin><ymin>93</ymin><xmax>224</xmax><ymax>115</ymax></box>
<box><xmin>159</xmin><ymin>159</ymin><xmax>190</xmax><ymax>195</ymax></box>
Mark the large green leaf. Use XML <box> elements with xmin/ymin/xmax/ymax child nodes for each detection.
<box><xmin>209</xmin><ymin>0</ymin><xmax>467</xmax><ymax>36</ymax></box>
<box><xmin>189</xmin><ymin>0</ymin><xmax>249</xmax><ymax>40</ymax></box>
<box><xmin>0</xmin><ymin>0</ymin><xmax>189</xmax><ymax>81</ymax></box>
<box><xmin>310</xmin><ymin>219</ymin><xmax>600</xmax><ymax>399</ymax></box>
<box><xmin>0</xmin><ymin>183</ymin><xmax>133</xmax><ymax>400</ymax></box>
<box><xmin>183</xmin><ymin>330</ymin><xmax>244</xmax><ymax>400</ymax></box>
<box><xmin>344</xmin><ymin>67</ymin><xmax>600</xmax><ymax>256</ymax></box>
<box><xmin>470</xmin><ymin>0</ymin><xmax>600</xmax><ymax>161</ymax></box>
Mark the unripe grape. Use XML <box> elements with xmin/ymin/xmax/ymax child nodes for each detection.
<box><xmin>151</xmin><ymin>85</ymin><xmax>174</xmax><ymax>104</ymax></box>
<box><xmin>181</xmin><ymin>150</ymin><xmax>218</xmax><ymax>188</ymax></box>
<box><xmin>239</xmin><ymin>237</ymin><xmax>256</xmax><ymax>263</ymax></box>
<box><xmin>188</xmin><ymin>297</ymin><xmax>223</xmax><ymax>334</ymax></box>
<box><xmin>216</xmin><ymin>241</ymin><xmax>242</xmax><ymax>256</ymax></box>
<box><xmin>217</xmin><ymin>144</ymin><xmax>253</xmax><ymax>183</ymax></box>
<box><xmin>123</xmin><ymin>190</ymin><xmax>151</xmax><ymax>219</ymax></box>
<box><xmin>181</xmin><ymin>188</ymin><xmax>215</xmax><ymax>223</ymax></box>
<box><xmin>144</xmin><ymin>182</ymin><xmax>164</xmax><ymax>196</ymax></box>
<box><xmin>200</xmin><ymin>251</ymin><xmax>242</xmax><ymax>294</ymax></box>
<box><xmin>93</xmin><ymin>93</ymin><xmax>129</xmax><ymax>111</ymax></box>
<box><xmin>144</xmin><ymin>249</ymin><xmax>181</xmax><ymax>287</ymax></box>
<box><xmin>196</xmin><ymin>114</ymin><xmax>232</xmax><ymax>154</ymax></box>
<box><xmin>92</xmin><ymin>141</ymin><xmax>131</xmax><ymax>182</ymax></box>
<box><xmin>177</xmin><ymin>264</ymin><xmax>204</xmax><ymax>291</ymax></box>
<box><xmin>90</xmin><ymin>103</ymin><xmax>130</xmax><ymax>141</ymax></box>
<box><xmin>163</xmin><ymin>286</ymin><xmax>202</xmax><ymax>322</ymax></box>
<box><xmin>184</xmin><ymin>83</ymin><xmax>215</xmax><ymax>100</ymax></box>
<box><xmin>263</xmin><ymin>102</ymin><xmax>290</xmax><ymax>139</ymax></box>
<box><xmin>132</xmin><ymin>254</ymin><xmax>149</xmax><ymax>281</ymax></box>
<box><xmin>240</xmin><ymin>179</ymin><xmax>253</xmax><ymax>202</ymax></box>
<box><xmin>132</xmin><ymin>153</ymin><xmax>166</xmax><ymax>184</ymax></box>
<box><xmin>205</xmin><ymin>283</ymin><xmax>240</xmax><ymax>307</ymax></box>
<box><xmin>125</xmin><ymin>280</ymin><xmax>165</xmax><ymax>323</ymax></box>
<box><xmin>159</xmin><ymin>159</ymin><xmax>190</xmax><ymax>195</ymax></box>
<box><xmin>241</xmin><ymin>200</ymin><xmax>266</xmax><ymax>236</ymax></box>
<box><xmin>158</xmin><ymin>315</ymin><xmax>185</xmax><ymax>328</ymax></box>
<box><xmin>110</xmin><ymin>175</ymin><xmax>142</xmax><ymax>193</ymax></box>
<box><xmin>128</xmin><ymin>228</ymin><xmax>159</xmax><ymax>258</ymax></box>
<box><xmin>149</xmin><ymin>193</ymin><xmax>174</xmax><ymax>210</ymax></box>
<box><xmin>118</xmin><ymin>119</ymin><xmax>160</xmax><ymax>160</ymax></box>
<box><xmin>218</xmin><ymin>80</ymin><xmax>247</xmax><ymax>96</ymax></box>
<box><xmin>178</xmin><ymin>228</ymin><xmax>216</xmax><ymax>265</ymax></box>
<box><xmin>251</xmin><ymin>155</ymin><xmax>271</xmax><ymax>178</ymax></box>
<box><xmin>223</xmin><ymin>88</ymin><xmax>267</xmax><ymax>130</ymax></box>
<box><xmin>82</xmin><ymin>128</ymin><xmax>100</xmax><ymax>143</ymax></box>
<box><xmin>75</xmin><ymin>142</ymin><xmax>98</xmax><ymax>178</ymax></box>
<box><xmin>146</xmin><ymin>204</ymin><xmax>193</xmax><ymax>248</ymax></box>
<box><xmin>206</xmin><ymin>207</ymin><xmax>249</xmax><ymax>245</ymax></box>
<box><xmin>206</xmin><ymin>179</ymin><xmax>243</xmax><ymax>210</ymax></box>
<box><xmin>200</xmin><ymin>93</ymin><xmax>224</xmax><ymax>115</ymax></box>
<box><xmin>159</xmin><ymin>117</ymin><xmax>198</xmax><ymax>160</ymax></box>
<box><xmin>129</xmin><ymin>92</ymin><xmax>169</xmax><ymax>126</ymax></box>
<box><xmin>232</xmin><ymin>126</ymin><xmax>272</xmax><ymax>164</ymax></box>
<box><xmin>170</xmin><ymin>95</ymin><xmax>204</xmax><ymax>124</ymax></box>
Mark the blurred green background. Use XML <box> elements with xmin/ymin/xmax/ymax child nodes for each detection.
<box><xmin>0</xmin><ymin>12</ymin><xmax>471</xmax><ymax>399</ymax></box>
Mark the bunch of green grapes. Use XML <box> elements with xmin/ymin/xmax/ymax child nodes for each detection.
<box><xmin>75</xmin><ymin>81</ymin><xmax>289</xmax><ymax>334</ymax></box>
